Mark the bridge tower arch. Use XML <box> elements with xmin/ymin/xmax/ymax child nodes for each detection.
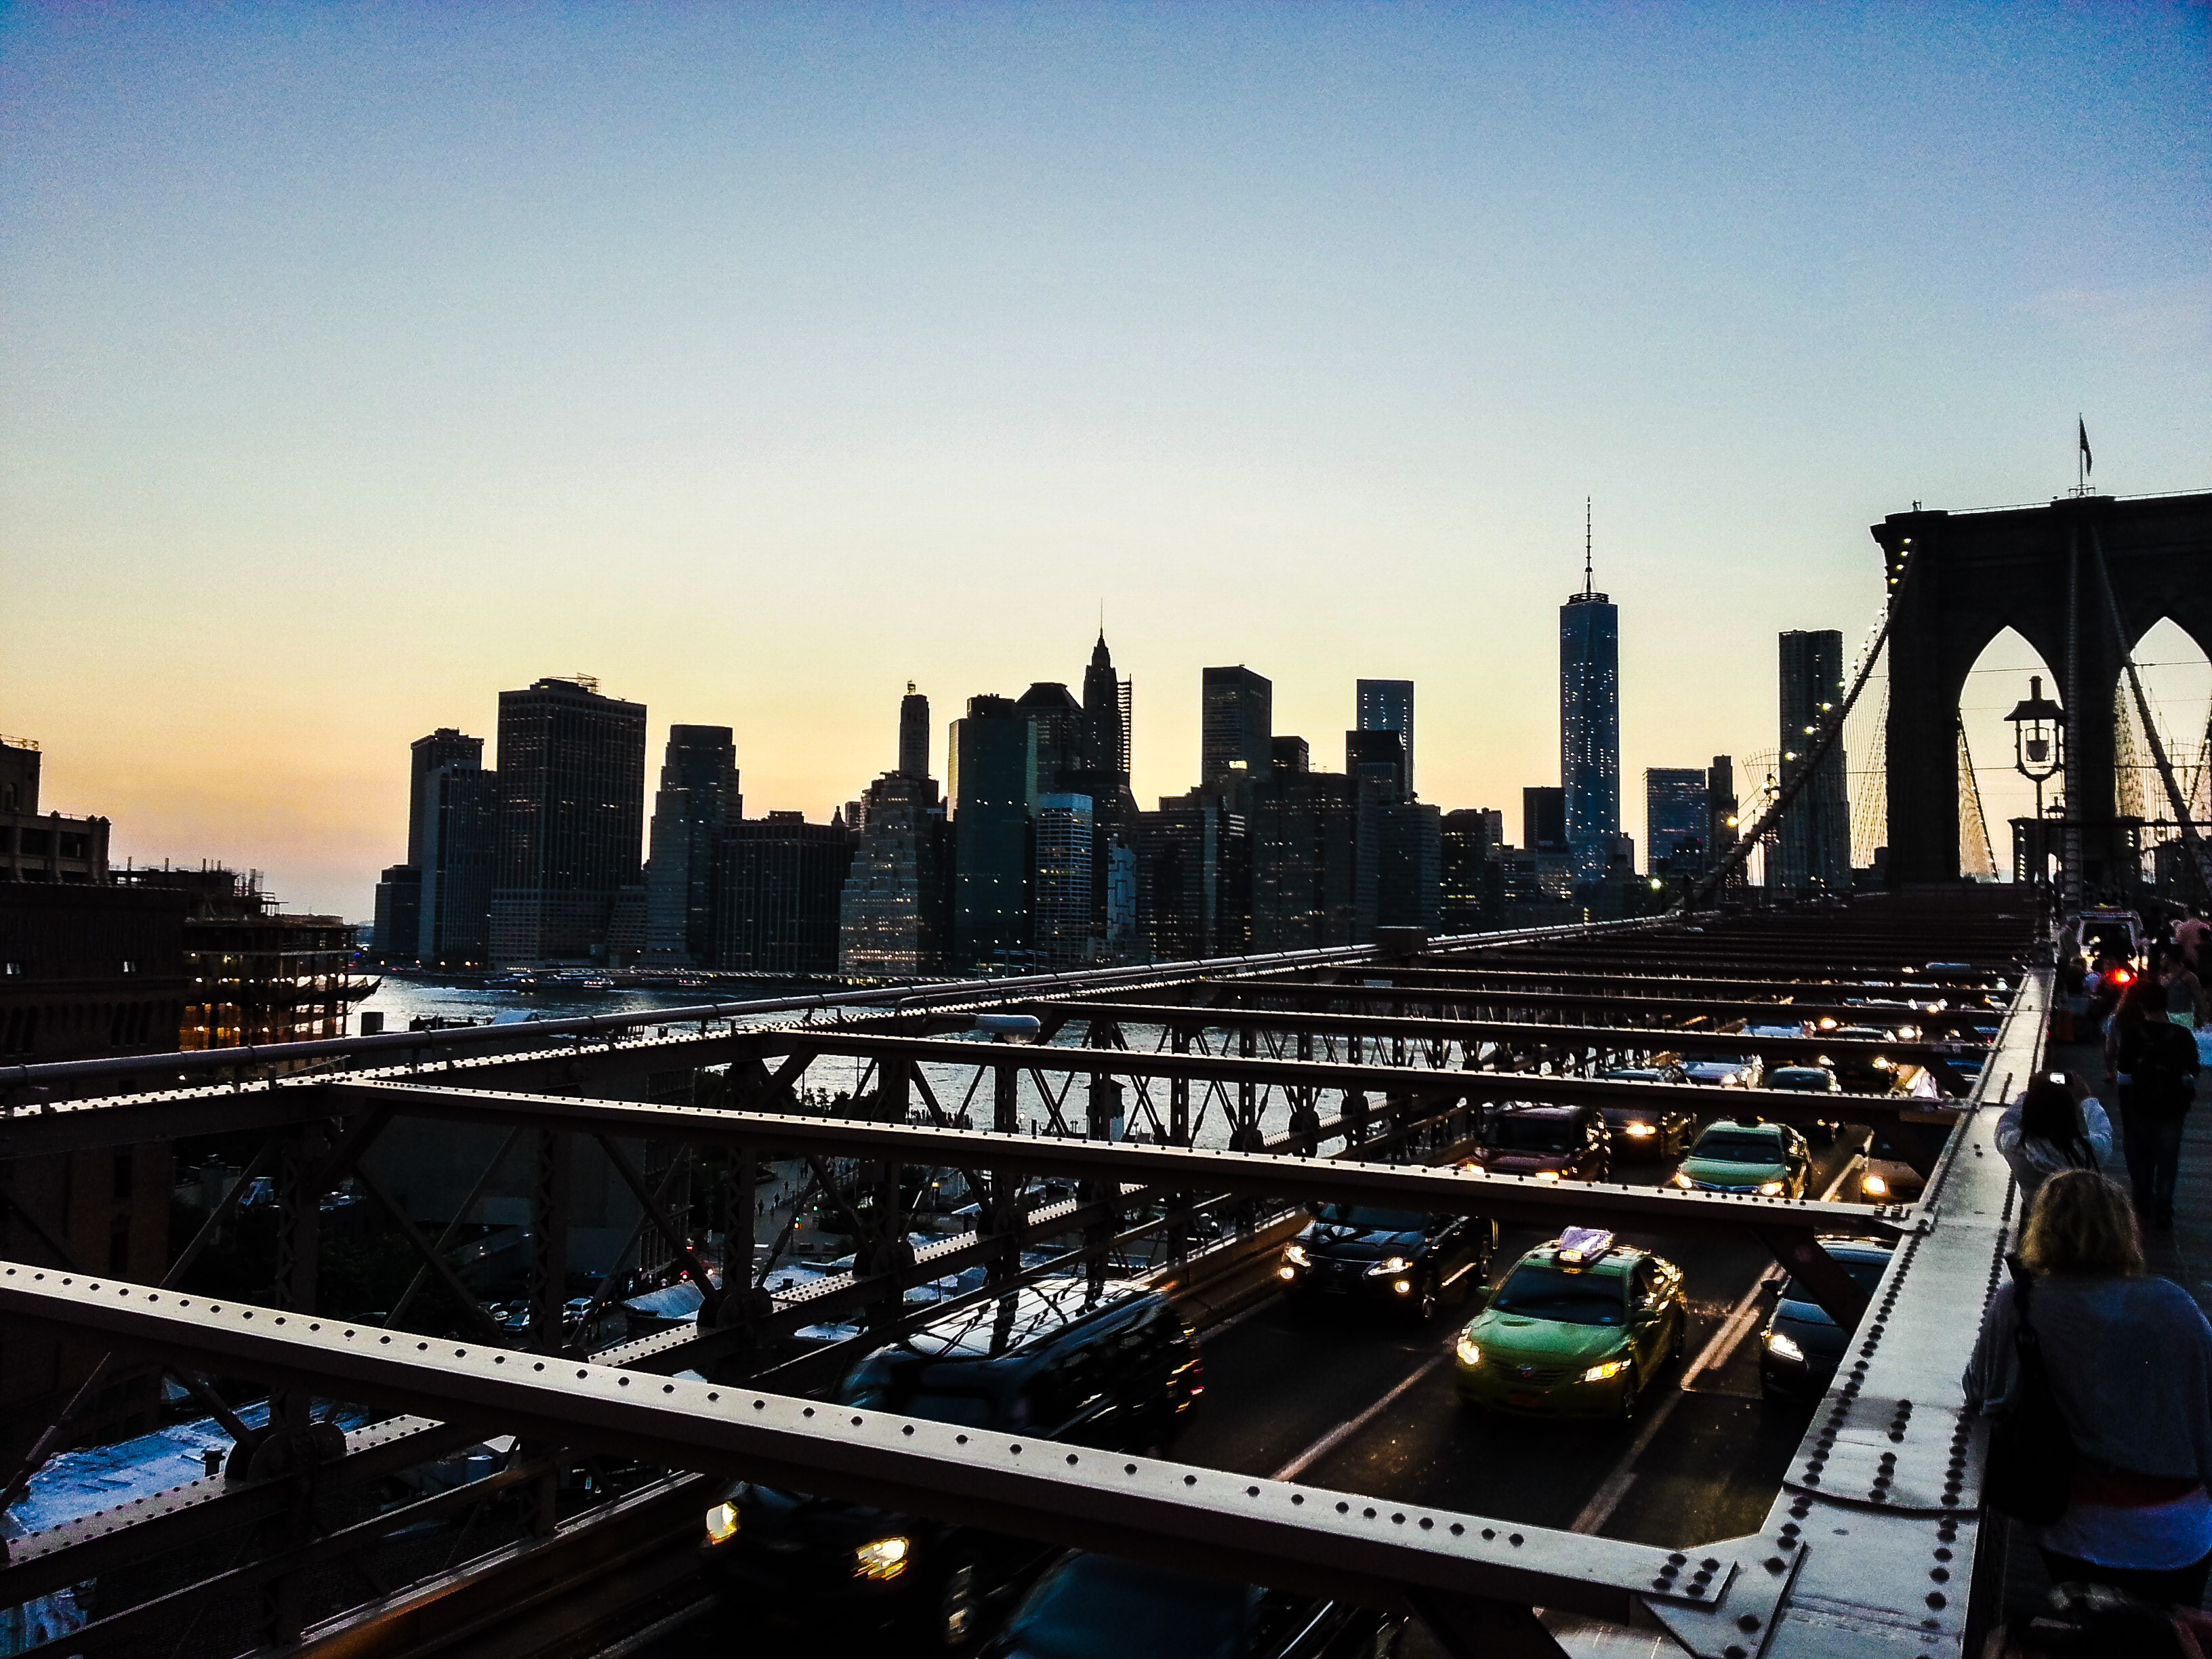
<box><xmin>1871</xmin><ymin>491</ymin><xmax>2212</xmax><ymax>893</ymax></box>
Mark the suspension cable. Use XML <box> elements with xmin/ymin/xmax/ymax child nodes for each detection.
<box><xmin>1679</xmin><ymin>583</ymin><xmax>1901</xmax><ymax>913</ymax></box>
<box><xmin>2088</xmin><ymin>525</ymin><xmax>2212</xmax><ymax>908</ymax></box>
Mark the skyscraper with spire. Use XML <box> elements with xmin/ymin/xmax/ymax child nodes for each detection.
<box><xmin>1077</xmin><ymin>632</ymin><xmax>1138</xmax><ymax>958</ymax></box>
<box><xmin>1082</xmin><ymin>631</ymin><xmax>1132</xmax><ymax>783</ymax></box>
<box><xmin>1560</xmin><ymin>501</ymin><xmax>1622</xmax><ymax>880</ymax></box>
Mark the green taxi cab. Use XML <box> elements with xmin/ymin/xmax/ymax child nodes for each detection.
<box><xmin>1453</xmin><ymin>1229</ymin><xmax>1685</xmax><ymax>1419</ymax></box>
<box><xmin>1668</xmin><ymin>1119</ymin><xmax>1810</xmax><ymax>1198</ymax></box>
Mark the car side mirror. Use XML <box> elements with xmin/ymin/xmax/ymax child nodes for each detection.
<box><xmin>1465</xmin><ymin>1286</ymin><xmax>1492</xmax><ymax>1313</ymax></box>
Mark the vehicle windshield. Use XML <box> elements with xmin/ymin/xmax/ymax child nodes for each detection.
<box><xmin>1767</xmin><ymin>1071</ymin><xmax>1828</xmax><ymax>1091</ymax></box>
<box><xmin>1006</xmin><ymin>1557</ymin><xmax>1247</xmax><ymax>1659</ymax></box>
<box><xmin>1682</xmin><ymin>1054</ymin><xmax>1744</xmax><ymax>1068</ymax></box>
<box><xmin>1490</xmin><ymin>1264</ymin><xmax>1626</xmax><ymax>1326</ymax></box>
<box><xmin>1782</xmin><ymin>1257</ymin><xmax>1890</xmax><ymax>1303</ymax></box>
<box><xmin>1692</xmin><ymin>1134</ymin><xmax>1784</xmax><ymax>1163</ymax></box>
<box><xmin>1315</xmin><ymin>1206</ymin><xmax>1427</xmax><ymax>1232</ymax></box>
<box><xmin>1488</xmin><ymin>1120</ymin><xmax>1574</xmax><ymax>1153</ymax></box>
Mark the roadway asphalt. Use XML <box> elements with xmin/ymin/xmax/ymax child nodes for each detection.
<box><xmin>609</xmin><ymin>1128</ymin><xmax>1877</xmax><ymax>1657</ymax></box>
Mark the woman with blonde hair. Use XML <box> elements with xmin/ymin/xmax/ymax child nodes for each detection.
<box><xmin>1966</xmin><ymin>1170</ymin><xmax>2212</xmax><ymax>1605</ymax></box>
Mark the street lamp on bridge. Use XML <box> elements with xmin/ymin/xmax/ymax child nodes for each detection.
<box><xmin>2006</xmin><ymin>675</ymin><xmax>2066</xmax><ymax>892</ymax></box>
<box><xmin>2005</xmin><ymin>674</ymin><xmax>2066</xmax><ymax>819</ymax></box>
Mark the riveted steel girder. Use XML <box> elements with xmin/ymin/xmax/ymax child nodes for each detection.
<box><xmin>316</xmin><ymin>1077</ymin><xmax>1906</xmax><ymax>1255</ymax></box>
<box><xmin>0</xmin><ymin>1259</ymin><xmax>1794</xmax><ymax>1643</ymax></box>
<box><xmin>1020</xmin><ymin>998</ymin><xmax>1982</xmax><ymax>1071</ymax></box>
<box><xmin>1196</xmin><ymin>979</ymin><xmax>1999</xmax><ymax>1035</ymax></box>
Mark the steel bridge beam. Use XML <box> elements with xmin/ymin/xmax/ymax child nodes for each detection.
<box><xmin>1019</xmin><ymin>998</ymin><xmax>1982</xmax><ymax>1071</ymax></box>
<box><xmin>0</xmin><ymin>1259</ymin><xmax>1802</xmax><ymax>1652</ymax></box>
<box><xmin>0</xmin><ymin>918</ymin><xmax>1669</xmax><ymax>1094</ymax></box>
<box><xmin>716</xmin><ymin>1030</ymin><xmax>1963</xmax><ymax>1135</ymax></box>
<box><xmin>309</xmin><ymin>1076</ymin><xmax>1898</xmax><ymax>1326</ymax></box>
<box><xmin>1197</xmin><ymin>978</ymin><xmax>1998</xmax><ymax>1034</ymax></box>
<box><xmin>1374</xmin><ymin>965</ymin><xmax>2009</xmax><ymax>998</ymax></box>
<box><xmin>0</xmin><ymin>1027</ymin><xmax>1959</xmax><ymax>1162</ymax></box>
<box><xmin>1750</xmin><ymin>961</ymin><xmax>2052</xmax><ymax>1658</ymax></box>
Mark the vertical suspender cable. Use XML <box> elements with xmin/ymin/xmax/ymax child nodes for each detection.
<box><xmin>2088</xmin><ymin>525</ymin><xmax>2212</xmax><ymax>907</ymax></box>
<box><xmin>1679</xmin><ymin>553</ymin><xmax>1909</xmax><ymax>914</ymax></box>
<box><xmin>2064</xmin><ymin>525</ymin><xmax>2084</xmax><ymax>913</ymax></box>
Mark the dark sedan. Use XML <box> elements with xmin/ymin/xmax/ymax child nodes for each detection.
<box><xmin>1759</xmin><ymin>1241</ymin><xmax>1895</xmax><ymax>1396</ymax></box>
<box><xmin>1280</xmin><ymin>1204</ymin><xmax>1495</xmax><ymax>1322</ymax></box>
<box><xmin>1462</xmin><ymin>1103</ymin><xmax>1613</xmax><ymax>1185</ymax></box>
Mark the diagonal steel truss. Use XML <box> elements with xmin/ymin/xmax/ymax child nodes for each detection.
<box><xmin>0</xmin><ymin>902</ymin><xmax>2039</xmax><ymax>1659</ymax></box>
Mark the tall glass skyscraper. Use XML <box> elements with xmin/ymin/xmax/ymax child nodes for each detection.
<box><xmin>1644</xmin><ymin>767</ymin><xmax>1708</xmax><ymax>873</ymax></box>
<box><xmin>644</xmin><ymin>725</ymin><xmax>741</xmax><ymax>965</ymax></box>
<box><xmin>1771</xmin><ymin>630</ymin><xmax>1850</xmax><ymax>891</ymax></box>
<box><xmin>1201</xmin><ymin>665</ymin><xmax>1273</xmax><ymax>783</ymax></box>
<box><xmin>488</xmin><ymin>676</ymin><xmax>647</xmax><ymax>966</ymax></box>
<box><xmin>1560</xmin><ymin>555</ymin><xmax>1620</xmax><ymax>879</ymax></box>
<box><xmin>949</xmin><ymin>695</ymin><xmax>1031</xmax><ymax>967</ymax></box>
<box><xmin>1355</xmin><ymin>678</ymin><xmax>1415</xmax><ymax>796</ymax></box>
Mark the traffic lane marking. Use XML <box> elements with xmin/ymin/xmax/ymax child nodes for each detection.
<box><xmin>1269</xmin><ymin>1353</ymin><xmax>1449</xmax><ymax>1481</ymax></box>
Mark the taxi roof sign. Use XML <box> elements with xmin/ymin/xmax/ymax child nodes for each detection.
<box><xmin>1555</xmin><ymin>1226</ymin><xmax>1615</xmax><ymax>1265</ymax></box>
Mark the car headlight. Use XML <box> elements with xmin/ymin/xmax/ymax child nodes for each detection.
<box><xmin>704</xmin><ymin>1501</ymin><xmax>741</xmax><ymax>1544</ymax></box>
<box><xmin>1366</xmin><ymin>1256</ymin><xmax>1412</xmax><ymax>1276</ymax></box>
<box><xmin>1624</xmin><ymin>1122</ymin><xmax>1656</xmax><ymax>1137</ymax></box>
<box><xmin>1758</xmin><ymin>1180</ymin><xmax>1784</xmax><ymax>1195</ymax></box>
<box><xmin>1862</xmin><ymin>1173</ymin><xmax>1889</xmax><ymax>1197</ymax></box>
<box><xmin>1765</xmin><ymin>1331</ymin><xmax>1805</xmax><ymax>1364</ymax></box>
<box><xmin>1873</xmin><ymin>1056</ymin><xmax>1893</xmax><ymax>1070</ymax></box>
<box><xmin>1535</xmin><ymin>1170</ymin><xmax>1561</xmax><ymax>1183</ymax></box>
<box><xmin>1455</xmin><ymin>1333</ymin><xmax>1481</xmax><ymax>1366</ymax></box>
<box><xmin>853</xmin><ymin>1536</ymin><xmax>912</xmax><ymax>1580</ymax></box>
<box><xmin>1283</xmin><ymin>1243</ymin><xmax>1310</xmax><ymax>1267</ymax></box>
<box><xmin>1672</xmin><ymin>1172</ymin><xmax>1693</xmax><ymax>1189</ymax></box>
<box><xmin>1580</xmin><ymin>1359</ymin><xmax>1631</xmax><ymax>1383</ymax></box>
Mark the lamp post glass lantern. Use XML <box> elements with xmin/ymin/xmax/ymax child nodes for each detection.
<box><xmin>2005</xmin><ymin>675</ymin><xmax>2065</xmax><ymax>811</ymax></box>
<box><xmin>2005</xmin><ymin>674</ymin><xmax>2066</xmax><ymax>888</ymax></box>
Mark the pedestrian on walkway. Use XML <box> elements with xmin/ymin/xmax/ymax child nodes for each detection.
<box><xmin>1965</xmin><ymin>1170</ymin><xmax>2212</xmax><ymax>1610</ymax></box>
<box><xmin>2158</xmin><ymin>949</ymin><xmax>2209</xmax><ymax>1031</ymax></box>
<box><xmin>2177</xmin><ymin>910</ymin><xmax>2210</xmax><ymax>977</ymax></box>
<box><xmin>2108</xmin><ymin>979</ymin><xmax>2203</xmax><ymax>1231</ymax></box>
<box><xmin>1996</xmin><ymin>1074</ymin><xmax>2114</xmax><ymax>1211</ymax></box>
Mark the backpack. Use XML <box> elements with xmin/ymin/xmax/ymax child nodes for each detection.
<box><xmin>1984</xmin><ymin>1264</ymin><xmax>2076</xmax><ymax>1526</ymax></box>
<box><xmin>2133</xmin><ymin>1019</ymin><xmax>2202</xmax><ymax>1117</ymax></box>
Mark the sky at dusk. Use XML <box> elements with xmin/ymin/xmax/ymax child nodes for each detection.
<box><xmin>4</xmin><ymin>3</ymin><xmax>2207</xmax><ymax>917</ymax></box>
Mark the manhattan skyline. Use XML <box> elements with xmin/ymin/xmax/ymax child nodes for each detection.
<box><xmin>4</xmin><ymin>4</ymin><xmax>2206</xmax><ymax>916</ymax></box>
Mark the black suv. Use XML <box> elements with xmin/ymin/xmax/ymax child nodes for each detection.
<box><xmin>1594</xmin><ymin>1067</ymin><xmax>1694</xmax><ymax>1158</ymax></box>
<box><xmin>1279</xmin><ymin>1204</ymin><xmax>1496</xmax><ymax>1322</ymax></box>
<box><xmin>703</xmin><ymin>1279</ymin><xmax>1202</xmax><ymax>1643</ymax></box>
<box><xmin>984</xmin><ymin>1552</ymin><xmax>1404</xmax><ymax>1659</ymax></box>
<box><xmin>1462</xmin><ymin>1103</ymin><xmax>1612</xmax><ymax>1183</ymax></box>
